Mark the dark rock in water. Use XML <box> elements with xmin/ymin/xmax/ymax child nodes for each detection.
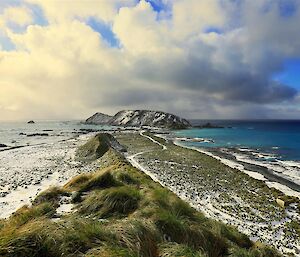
<box><xmin>0</xmin><ymin>144</ymin><xmax>7</xmax><ymax>148</ymax></box>
<box><xmin>27</xmin><ymin>133</ymin><xmax>49</xmax><ymax>137</ymax></box>
<box><xmin>84</xmin><ymin>109</ymin><xmax>191</xmax><ymax>129</ymax></box>
<box><xmin>27</xmin><ymin>120</ymin><xmax>35</xmax><ymax>124</ymax></box>
<box><xmin>76</xmin><ymin>133</ymin><xmax>126</xmax><ymax>162</ymax></box>
<box><xmin>193</xmin><ymin>122</ymin><xmax>224</xmax><ymax>129</ymax></box>
<box><xmin>84</xmin><ymin>112</ymin><xmax>112</xmax><ymax>125</ymax></box>
<box><xmin>79</xmin><ymin>128</ymin><xmax>103</xmax><ymax>133</ymax></box>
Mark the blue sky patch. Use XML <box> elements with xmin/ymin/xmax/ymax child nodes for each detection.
<box><xmin>273</xmin><ymin>59</ymin><xmax>300</xmax><ymax>90</ymax></box>
<box><xmin>87</xmin><ymin>18</ymin><xmax>119</xmax><ymax>48</ymax></box>
<box><xmin>279</xmin><ymin>0</ymin><xmax>297</xmax><ymax>17</ymax></box>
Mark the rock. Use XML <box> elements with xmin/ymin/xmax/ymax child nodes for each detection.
<box><xmin>27</xmin><ymin>133</ymin><xmax>49</xmax><ymax>137</ymax></box>
<box><xmin>84</xmin><ymin>112</ymin><xmax>112</xmax><ymax>125</ymax></box>
<box><xmin>193</xmin><ymin>122</ymin><xmax>224</xmax><ymax>129</ymax></box>
<box><xmin>85</xmin><ymin>110</ymin><xmax>191</xmax><ymax>129</ymax></box>
<box><xmin>27</xmin><ymin>120</ymin><xmax>35</xmax><ymax>124</ymax></box>
<box><xmin>276</xmin><ymin>198</ymin><xmax>285</xmax><ymax>208</ymax></box>
<box><xmin>0</xmin><ymin>144</ymin><xmax>7</xmax><ymax>148</ymax></box>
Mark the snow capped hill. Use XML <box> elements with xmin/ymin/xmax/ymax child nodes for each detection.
<box><xmin>84</xmin><ymin>112</ymin><xmax>112</xmax><ymax>125</ymax></box>
<box><xmin>85</xmin><ymin>110</ymin><xmax>191</xmax><ymax>129</ymax></box>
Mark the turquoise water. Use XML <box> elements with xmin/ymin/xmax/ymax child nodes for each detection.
<box><xmin>175</xmin><ymin>120</ymin><xmax>300</xmax><ymax>161</ymax></box>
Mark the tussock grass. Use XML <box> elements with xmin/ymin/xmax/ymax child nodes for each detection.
<box><xmin>33</xmin><ymin>186</ymin><xmax>68</xmax><ymax>205</ymax></box>
<box><xmin>0</xmin><ymin>218</ymin><xmax>112</xmax><ymax>257</ymax></box>
<box><xmin>154</xmin><ymin>210</ymin><xmax>228</xmax><ymax>257</ymax></box>
<box><xmin>79</xmin><ymin>168</ymin><xmax>120</xmax><ymax>193</ymax></box>
<box><xmin>159</xmin><ymin>242</ymin><xmax>207</xmax><ymax>257</ymax></box>
<box><xmin>114</xmin><ymin>220</ymin><xmax>160</xmax><ymax>257</ymax></box>
<box><xmin>117</xmin><ymin>172</ymin><xmax>139</xmax><ymax>185</ymax></box>
<box><xmin>63</xmin><ymin>173</ymin><xmax>92</xmax><ymax>191</ymax></box>
<box><xmin>8</xmin><ymin>203</ymin><xmax>55</xmax><ymax>227</ymax></box>
<box><xmin>230</xmin><ymin>245</ymin><xmax>282</xmax><ymax>257</ymax></box>
<box><xmin>85</xmin><ymin>246</ymin><xmax>137</xmax><ymax>257</ymax></box>
<box><xmin>80</xmin><ymin>186</ymin><xmax>141</xmax><ymax>217</ymax></box>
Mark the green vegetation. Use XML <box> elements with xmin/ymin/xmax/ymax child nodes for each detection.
<box><xmin>75</xmin><ymin>133</ymin><xmax>114</xmax><ymax>162</ymax></box>
<box><xmin>0</xmin><ymin>133</ymin><xmax>282</xmax><ymax>257</ymax></box>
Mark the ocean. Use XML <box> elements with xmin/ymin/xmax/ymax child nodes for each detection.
<box><xmin>173</xmin><ymin>120</ymin><xmax>300</xmax><ymax>197</ymax></box>
<box><xmin>0</xmin><ymin>120</ymin><xmax>113</xmax><ymax>148</ymax></box>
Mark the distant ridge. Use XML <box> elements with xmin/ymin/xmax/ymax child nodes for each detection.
<box><xmin>84</xmin><ymin>110</ymin><xmax>191</xmax><ymax>129</ymax></box>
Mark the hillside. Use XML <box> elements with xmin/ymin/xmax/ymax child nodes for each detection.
<box><xmin>84</xmin><ymin>110</ymin><xmax>191</xmax><ymax>129</ymax></box>
<box><xmin>84</xmin><ymin>112</ymin><xmax>112</xmax><ymax>125</ymax></box>
<box><xmin>0</xmin><ymin>133</ymin><xmax>281</xmax><ymax>257</ymax></box>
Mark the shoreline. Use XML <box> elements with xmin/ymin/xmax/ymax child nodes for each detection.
<box><xmin>163</xmin><ymin>135</ymin><xmax>300</xmax><ymax>199</ymax></box>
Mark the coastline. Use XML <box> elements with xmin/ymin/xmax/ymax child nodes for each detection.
<box><xmin>0</xmin><ymin>129</ymin><xmax>299</xmax><ymax>255</ymax></box>
<box><xmin>171</xmin><ymin>139</ymin><xmax>300</xmax><ymax>199</ymax></box>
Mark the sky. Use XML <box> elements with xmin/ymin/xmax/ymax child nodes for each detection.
<box><xmin>0</xmin><ymin>0</ymin><xmax>300</xmax><ymax>121</ymax></box>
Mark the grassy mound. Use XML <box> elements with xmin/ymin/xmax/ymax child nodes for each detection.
<box><xmin>75</xmin><ymin>133</ymin><xmax>125</xmax><ymax>162</ymax></box>
<box><xmin>0</xmin><ymin>135</ymin><xmax>282</xmax><ymax>257</ymax></box>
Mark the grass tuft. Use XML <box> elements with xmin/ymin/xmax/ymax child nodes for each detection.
<box><xmin>115</xmin><ymin>220</ymin><xmax>160</xmax><ymax>257</ymax></box>
<box><xmin>80</xmin><ymin>186</ymin><xmax>141</xmax><ymax>217</ymax></box>
<box><xmin>33</xmin><ymin>187</ymin><xmax>68</xmax><ymax>205</ymax></box>
<box><xmin>80</xmin><ymin>170</ymin><xmax>120</xmax><ymax>192</ymax></box>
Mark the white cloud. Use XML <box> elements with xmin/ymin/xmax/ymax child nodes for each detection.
<box><xmin>0</xmin><ymin>5</ymin><xmax>33</xmax><ymax>28</ymax></box>
<box><xmin>0</xmin><ymin>0</ymin><xmax>299</xmax><ymax>121</ymax></box>
<box><xmin>25</xmin><ymin>0</ymin><xmax>137</xmax><ymax>22</ymax></box>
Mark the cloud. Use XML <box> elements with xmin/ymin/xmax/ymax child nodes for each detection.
<box><xmin>0</xmin><ymin>5</ymin><xmax>33</xmax><ymax>28</ymax></box>
<box><xmin>0</xmin><ymin>0</ymin><xmax>299</xmax><ymax>121</ymax></box>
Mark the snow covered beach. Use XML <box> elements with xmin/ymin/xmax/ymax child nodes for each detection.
<box><xmin>0</xmin><ymin>133</ymin><xmax>101</xmax><ymax>219</ymax></box>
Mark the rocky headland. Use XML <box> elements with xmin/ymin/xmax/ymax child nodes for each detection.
<box><xmin>84</xmin><ymin>110</ymin><xmax>191</xmax><ymax>129</ymax></box>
